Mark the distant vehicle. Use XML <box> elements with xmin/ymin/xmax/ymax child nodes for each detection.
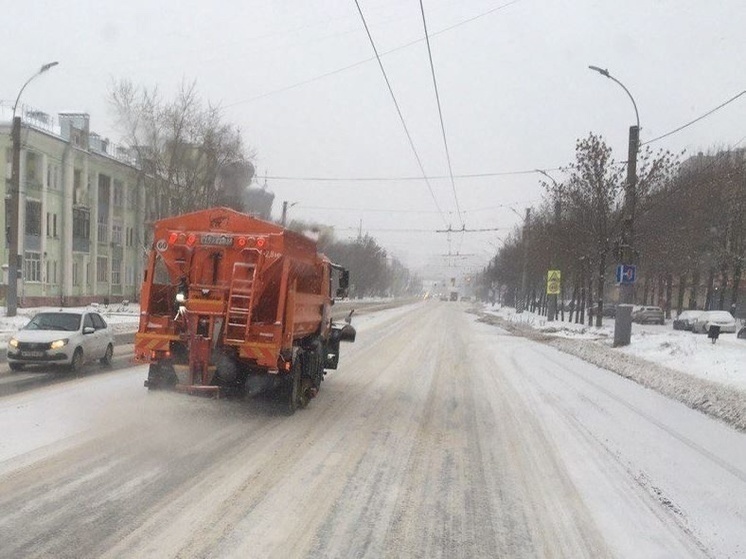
<box><xmin>673</xmin><ymin>310</ymin><xmax>704</xmax><ymax>331</ymax></box>
<box><xmin>6</xmin><ymin>311</ymin><xmax>114</xmax><ymax>372</ymax></box>
<box><xmin>589</xmin><ymin>303</ymin><xmax>616</xmax><ymax>318</ymax></box>
<box><xmin>692</xmin><ymin>310</ymin><xmax>737</xmax><ymax>334</ymax></box>
<box><xmin>632</xmin><ymin>306</ymin><xmax>665</xmax><ymax>325</ymax></box>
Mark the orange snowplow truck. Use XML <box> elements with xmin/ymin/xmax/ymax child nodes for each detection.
<box><xmin>135</xmin><ymin>207</ymin><xmax>356</xmax><ymax>413</ymax></box>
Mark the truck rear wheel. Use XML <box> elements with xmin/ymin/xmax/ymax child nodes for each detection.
<box><xmin>283</xmin><ymin>358</ymin><xmax>308</xmax><ymax>415</ymax></box>
<box><xmin>147</xmin><ymin>363</ymin><xmax>177</xmax><ymax>391</ymax></box>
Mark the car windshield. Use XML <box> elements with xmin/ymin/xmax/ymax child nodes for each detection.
<box><xmin>24</xmin><ymin>312</ymin><xmax>82</xmax><ymax>332</ymax></box>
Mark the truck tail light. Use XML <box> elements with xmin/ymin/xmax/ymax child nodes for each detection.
<box><xmin>256</xmin><ymin>237</ymin><xmax>266</xmax><ymax>248</ymax></box>
<box><xmin>186</xmin><ymin>233</ymin><xmax>197</xmax><ymax>247</ymax></box>
<box><xmin>168</xmin><ymin>232</ymin><xmax>179</xmax><ymax>245</ymax></box>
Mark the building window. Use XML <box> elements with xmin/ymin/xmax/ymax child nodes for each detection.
<box><xmin>73</xmin><ymin>262</ymin><xmax>80</xmax><ymax>286</ymax></box>
<box><xmin>24</xmin><ymin>251</ymin><xmax>41</xmax><ymax>282</ymax></box>
<box><xmin>112</xmin><ymin>221</ymin><xmax>123</xmax><ymax>245</ymax></box>
<box><xmin>46</xmin><ymin>212</ymin><xmax>58</xmax><ymax>237</ymax></box>
<box><xmin>113</xmin><ymin>180</ymin><xmax>124</xmax><ymax>207</ymax></box>
<box><xmin>73</xmin><ymin>208</ymin><xmax>90</xmax><ymax>240</ymax></box>
<box><xmin>98</xmin><ymin>218</ymin><xmax>108</xmax><ymax>243</ymax></box>
<box><xmin>26</xmin><ymin>152</ymin><xmax>39</xmax><ymax>183</ymax></box>
<box><xmin>126</xmin><ymin>226</ymin><xmax>135</xmax><ymax>247</ymax></box>
<box><xmin>25</xmin><ymin>201</ymin><xmax>42</xmax><ymax>235</ymax></box>
<box><xmin>112</xmin><ymin>259</ymin><xmax>122</xmax><ymax>285</ymax></box>
<box><xmin>96</xmin><ymin>256</ymin><xmax>108</xmax><ymax>282</ymax></box>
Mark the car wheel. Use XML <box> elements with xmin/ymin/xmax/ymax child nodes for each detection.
<box><xmin>9</xmin><ymin>362</ymin><xmax>24</xmax><ymax>372</ymax></box>
<box><xmin>70</xmin><ymin>348</ymin><xmax>85</xmax><ymax>373</ymax></box>
<box><xmin>100</xmin><ymin>344</ymin><xmax>114</xmax><ymax>366</ymax></box>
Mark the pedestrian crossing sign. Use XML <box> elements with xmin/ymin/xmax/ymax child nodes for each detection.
<box><xmin>547</xmin><ymin>270</ymin><xmax>561</xmax><ymax>295</ymax></box>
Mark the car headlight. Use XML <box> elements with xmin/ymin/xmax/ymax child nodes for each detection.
<box><xmin>50</xmin><ymin>339</ymin><xmax>69</xmax><ymax>350</ymax></box>
<box><xmin>9</xmin><ymin>338</ymin><xmax>18</xmax><ymax>348</ymax></box>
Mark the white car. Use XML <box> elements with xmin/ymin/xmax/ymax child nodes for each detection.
<box><xmin>692</xmin><ymin>310</ymin><xmax>737</xmax><ymax>334</ymax></box>
<box><xmin>7</xmin><ymin>311</ymin><xmax>115</xmax><ymax>372</ymax></box>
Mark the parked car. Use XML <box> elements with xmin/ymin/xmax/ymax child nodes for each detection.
<box><xmin>692</xmin><ymin>310</ymin><xmax>738</xmax><ymax>334</ymax></box>
<box><xmin>632</xmin><ymin>306</ymin><xmax>665</xmax><ymax>325</ymax></box>
<box><xmin>6</xmin><ymin>310</ymin><xmax>115</xmax><ymax>372</ymax></box>
<box><xmin>672</xmin><ymin>310</ymin><xmax>704</xmax><ymax>331</ymax></box>
<box><xmin>588</xmin><ymin>303</ymin><xmax>616</xmax><ymax>318</ymax></box>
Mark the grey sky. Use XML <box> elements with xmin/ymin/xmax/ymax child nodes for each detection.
<box><xmin>4</xmin><ymin>0</ymin><xmax>746</xmax><ymax>275</ymax></box>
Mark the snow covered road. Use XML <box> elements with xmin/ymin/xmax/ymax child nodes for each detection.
<box><xmin>0</xmin><ymin>302</ymin><xmax>744</xmax><ymax>558</ymax></box>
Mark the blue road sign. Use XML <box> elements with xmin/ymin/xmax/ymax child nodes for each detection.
<box><xmin>616</xmin><ymin>264</ymin><xmax>636</xmax><ymax>284</ymax></box>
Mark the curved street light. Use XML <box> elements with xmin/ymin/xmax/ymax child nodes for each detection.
<box><xmin>12</xmin><ymin>61</ymin><xmax>59</xmax><ymax>117</ymax></box>
<box><xmin>588</xmin><ymin>64</ymin><xmax>639</xmax><ymax>345</ymax></box>
<box><xmin>7</xmin><ymin>61</ymin><xmax>59</xmax><ymax>317</ymax></box>
<box><xmin>588</xmin><ymin>65</ymin><xmax>640</xmax><ymax>131</ymax></box>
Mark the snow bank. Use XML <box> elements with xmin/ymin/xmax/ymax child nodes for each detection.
<box><xmin>478</xmin><ymin>307</ymin><xmax>746</xmax><ymax>432</ymax></box>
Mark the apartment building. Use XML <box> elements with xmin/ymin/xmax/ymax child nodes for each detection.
<box><xmin>0</xmin><ymin>107</ymin><xmax>146</xmax><ymax>306</ymax></box>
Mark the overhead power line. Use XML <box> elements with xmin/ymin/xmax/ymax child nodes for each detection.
<box><xmin>419</xmin><ymin>0</ymin><xmax>463</xmax><ymax>227</ymax></box>
<box><xmin>297</xmin><ymin>200</ymin><xmax>541</xmax><ymax>214</ymax></box>
<box><xmin>352</xmin><ymin>0</ymin><xmax>449</xmax><ymax>227</ymax></box>
<box><xmin>255</xmin><ymin>167</ymin><xmax>560</xmax><ymax>182</ymax></box>
<box><xmin>224</xmin><ymin>0</ymin><xmax>523</xmax><ymax>108</ymax></box>
<box><xmin>643</xmin><ymin>89</ymin><xmax>746</xmax><ymax>145</ymax></box>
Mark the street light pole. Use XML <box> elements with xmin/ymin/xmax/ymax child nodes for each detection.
<box><xmin>518</xmin><ymin>208</ymin><xmax>530</xmax><ymax>313</ymax></box>
<box><xmin>7</xmin><ymin>61</ymin><xmax>59</xmax><ymax>317</ymax></box>
<box><xmin>536</xmin><ymin>169</ymin><xmax>561</xmax><ymax>322</ymax></box>
<box><xmin>280</xmin><ymin>201</ymin><xmax>297</xmax><ymax>227</ymax></box>
<box><xmin>588</xmin><ymin>65</ymin><xmax>639</xmax><ymax>346</ymax></box>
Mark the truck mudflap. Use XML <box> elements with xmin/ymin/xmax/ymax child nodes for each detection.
<box><xmin>324</xmin><ymin>322</ymin><xmax>356</xmax><ymax>369</ymax></box>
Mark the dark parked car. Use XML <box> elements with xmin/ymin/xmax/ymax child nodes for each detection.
<box><xmin>589</xmin><ymin>303</ymin><xmax>616</xmax><ymax>318</ymax></box>
<box><xmin>632</xmin><ymin>306</ymin><xmax>665</xmax><ymax>325</ymax></box>
<box><xmin>673</xmin><ymin>310</ymin><xmax>704</xmax><ymax>331</ymax></box>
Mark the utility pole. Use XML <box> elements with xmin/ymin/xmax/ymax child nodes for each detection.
<box><xmin>620</xmin><ymin>124</ymin><xmax>639</xmax><ymax>305</ymax></box>
<box><xmin>7</xmin><ymin>117</ymin><xmax>21</xmax><ymax>317</ymax></box>
<box><xmin>6</xmin><ymin>61</ymin><xmax>59</xmax><ymax>316</ymax></box>
<box><xmin>536</xmin><ymin>169</ymin><xmax>561</xmax><ymax>322</ymax></box>
<box><xmin>517</xmin><ymin>208</ymin><xmax>531</xmax><ymax>313</ymax></box>
<box><xmin>280</xmin><ymin>201</ymin><xmax>289</xmax><ymax>227</ymax></box>
<box><xmin>612</xmin><ymin>124</ymin><xmax>639</xmax><ymax>346</ymax></box>
<box><xmin>588</xmin><ymin>65</ymin><xmax>639</xmax><ymax>346</ymax></box>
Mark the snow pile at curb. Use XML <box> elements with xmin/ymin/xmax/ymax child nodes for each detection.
<box><xmin>479</xmin><ymin>313</ymin><xmax>746</xmax><ymax>432</ymax></box>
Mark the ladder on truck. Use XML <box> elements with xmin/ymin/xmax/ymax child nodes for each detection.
<box><xmin>225</xmin><ymin>262</ymin><xmax>257</xmax><ymax>342</ymax></box>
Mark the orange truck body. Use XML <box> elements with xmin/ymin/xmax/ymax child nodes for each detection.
<box><xmin>134</xmin><ymin>207</ymin><xmax>355</xmax><ymax>410</ymax></box>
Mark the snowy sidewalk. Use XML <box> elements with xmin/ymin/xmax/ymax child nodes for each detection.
<box><xmin>479</xmin><ymin>305</ymin><xmax>746</xmax><ymax>432</ymax></box>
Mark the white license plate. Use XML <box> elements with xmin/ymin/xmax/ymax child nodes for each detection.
<box><xmin>21</xmin><ymin>351</ymin><xmax>44</xmax><ymax>358</ymax></box>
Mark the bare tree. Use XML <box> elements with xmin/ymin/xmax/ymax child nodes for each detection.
<box><xmin>109</xmin><ymin>79</ymin><xmax>253</xmax><ymax>222</ymax></box>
